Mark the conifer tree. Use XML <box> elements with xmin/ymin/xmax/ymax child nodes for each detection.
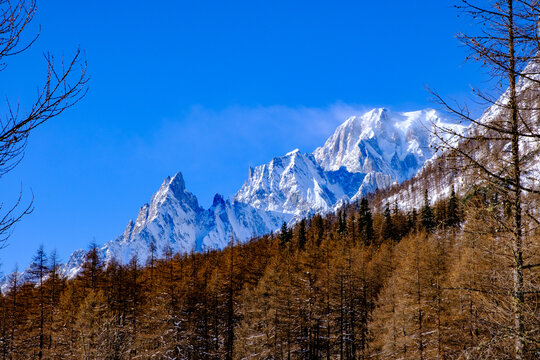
<box><xmin>382</xmin><ymin>204</ymin><xmax>395</xmax><ymax>241</ymax></box>
<box><xmin>52</xmin><ymin>282</ymin><xmax>79</xmax><ymax>358</ymax></box>
<box><xmin>74</xmin><ymin>289</ymin><xmax>111</xmax><ymax>359</ymax></box>
<box><xmin>338</xmin><ymin>210</ymin><xmax>347</xmax><ymax>235</ymax></box>
<box><xmin>0</xmin><ymin>291</ymin><xmax>7</xmax><ymax>359</ymax></box>
<box><xmin>408</xmin><ymin>208</ymin><xmax>418</xmax><ymax>234</ymax></box>
<box><xmin>6</xmin><ymin>268</ymin><xmax>20</xmax><ymax>359</ymax></box>
<box><xmin>279</xmin><ymin>222</ymin><xmax>292</xmax><ymax>246</ymax></box>
<box><xmin>309</xmin><ymin>214</ymin><xmax>325</xmax><ymax>246</ymax></box>
<box><xmin>392</xmin><ymin>204</ymin><xmax>410</xmax><ymax>241</ymax></box>
<box><xmin>433</xmin><ymin>200</ymin><xmax>447</xmax><ymax>228</ymax></box>
<box><xmin>146</xmin><ymin>241</ymin><xmax>157</xmax><ymax>288</ymax></box>
<box><xmin>126</xmin><ymin>255</ymin><xmax>142</xmax><ymax>353</ymax></box>
<box><xmin>430</xmin><ymin>2</ymin><xmax>540</xmax><ymax>357</ymax></box>
<box><xmin>297</xmin><ymin>219</ymin><xmax>307</xmax><ymax>250</ymax></box>
<box><xmin>80</xmin><ymin>242</ymin><xmax>103</xmax><ymax>292</ymax></box>
<box><xmin>29</xmin><ymin>245</ymin><xmax>49</xmax><ymax>360</ymax></box>
<box><xmin>347</xmin><ymin>212</ymin><xmax>358</xmax><ymax>245</ymax></box>
<box><xmin>371</xmin><ymin>232</ymin><xmax>445</xmax><ymax>359</ymax></box>
<box><xmin>446</xmin><ymin>186</ymin><xmax>460</xmax><ymax>228</ymax></box>
<box><xmin>420</xmin><ymin>189</ymin><xmax>435</xmax><ymax>233</ymax></box>
<box><xmin>47</xmin><ymin>249</ymin><xmax>63</xmax><ymax>356</ymax></box>
<box><xmin>358</xmin><ymin>198</ymin><xmax>374</xmax><ymax>246</ymax></box>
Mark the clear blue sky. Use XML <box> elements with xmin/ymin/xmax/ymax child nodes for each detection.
<box><xmin>0</xmin><ymin>0</ymin><xmax>488</xmax><ymax>273</ymax></box>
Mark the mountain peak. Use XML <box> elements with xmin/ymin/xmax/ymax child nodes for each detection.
<box><xmin>368</xmin><ymin>107</ymin><xmax>389</xmax><ymax>116</ymax></box>
<box><xmin>313</xmin><ymin>108</ymin><xmax>464</xmax><ymax>180</ymax></box>
<box><xmin>169</xmin><ymin>171</ymin><xmax>186</xmax><ymax>192</ymax></box>
<box><xmin>212</xmin><ymin>193</ymin><xmax>225</xmax><ymax>207</ymax></box>
<box><xmin>153</xmin><ymin>172</ymin><xmax>188</xmax><ymax>203</ymax></box>
<box><xmin>285</xmin><ymin>148</ymin><xmax>301</xmax><ymax>156</ymax></box>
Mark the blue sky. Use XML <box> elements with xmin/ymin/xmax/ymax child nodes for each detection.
<box><xmin>0</xmin><ymin>0</ymin><xmax>488</xmax><ymax>272</ymax></box>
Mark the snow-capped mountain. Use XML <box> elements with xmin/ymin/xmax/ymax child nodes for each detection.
<box><xmin>233</xmin><ymin>150</ymin><xmax>365</xmax><ymax>217</ymax></box>
<box><xmin>235</xmin><ymin>108</ymin><xmax>464</xmax><ymax>216</ymax></box>
<box><xmin>313</xmin><ymin>108</ymin><xmax>461</xmax><ymax>181</ymax></box>
<box><xmin>367</xmin><ymin>60</ymin><xmax>540</xmax><ymax>214</ymax></box>
<box><xmin>99</xmin><ymin>172</ymin><xmax>288</xmax><ymax>265</ymax></box>
<box><xmin>95</xmin><ymin>107</ymin><xmax>462</xmax><ymax>268</ymax></box>
<box><xmin>2</xmin><ymin>107</ymin><xmax>464</xmax><ymax>286</ymax></box>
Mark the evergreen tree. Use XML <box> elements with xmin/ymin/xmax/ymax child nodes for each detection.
<box><xmin>408</xmin><ymin>209</ymin><xmax>418</xmax><ymax>234</ymax></box>
<box><xmin>391</xmin><ymin>204</ymin><xmax>410</xmax><ymax>241</ymax></box>
<box><xmin>29</xmin><ymin>245</ymin><xmax>49</xmax><ymax>360</ymax></box>
<box><xmin>358</xmin><ymin>198</ymin><xmax>374</xmax><ymax>246</ymax></box>
<box><xmin>297</xmin><ymin>219</ymin><xmax>307</xmax><ymax>250</ymax></box>
<box><xmin>337</xmin><ymin>210</ymin><xmax>347</xmax><ymax>235</ymax></box>
<box><xmin>382</xmin><ymin>205</ymin><xmax>395</xmax><ymax>241</ymax></box>
<box><xmin>279</xmin><ymin>222</ymin><xmax>292</xmax><ymax>246</ymax></box>
<box><xmin>347</xmin><ymin>213</ymin><xmax>358</xmax><ymax>245</ymax></box>
<box><xmin>446</xmin><ymin>186</ymin><xmax>460</xmax><ymax>228</ymax></box>
<box><xmin>434</xmin><ymin>200</ymin><xmax>447</xmax><ymax>228</ymax></box>
<box><xmin>420</xmin><ymin>190</ymin><xmax>435</xmax><ymax>233</ymax></box>
<box><xmin>146</xmin><ymin>241</ymin><xmax>157</xmax><ymax>288</ymax></box>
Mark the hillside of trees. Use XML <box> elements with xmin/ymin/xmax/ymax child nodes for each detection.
<box><xmin>2</xmin><ymin>1</ymin><xmax>540</xmax><ymax>359</ymax></box>
<box><xmin>1</xmin><ymin>189</ymin><xmax>538</xmax><ymax>359</ymax></box>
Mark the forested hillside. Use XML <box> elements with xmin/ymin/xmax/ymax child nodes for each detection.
<box><xmin>1</xmin><ymin>190</ymin><xmax>538</xmax><ymax>359</ymax></box>
<box><xmin>2</xmin><ymin>1</ymin><xmax>540</xmax><ymax>359</ymax></box>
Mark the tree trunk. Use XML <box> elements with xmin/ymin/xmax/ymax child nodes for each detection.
<box><xmin>506</xmin><ymin>1</ymin><xmax>525</xmax><ymax>358</ymax></box>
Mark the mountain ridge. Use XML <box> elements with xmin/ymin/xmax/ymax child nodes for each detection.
<box><xmin>1</xmin><ymin>107</ymin><xmax>464</xmax><ymax>289</ymax></box>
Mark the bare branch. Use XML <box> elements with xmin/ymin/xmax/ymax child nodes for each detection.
<box><xmin>0</xmin><ymin>0</ymin><xmax>88</xmax><ymax>247</ymax></box>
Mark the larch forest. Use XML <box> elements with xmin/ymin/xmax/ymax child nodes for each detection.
<box><xmin>1</xmin><ymin>0</ymin><xmax>540</xmax><ymax>359</ymax></box>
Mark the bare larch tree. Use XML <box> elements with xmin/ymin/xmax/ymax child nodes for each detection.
<box><xmin>430</xmin><ymin>1</ymin><xmax>540</xmax><ymax>358</ymax></box>
<box><xmin>0</xmin><ymin>0</ymin><xmax>88</xmax><ymax>248</ymax></box>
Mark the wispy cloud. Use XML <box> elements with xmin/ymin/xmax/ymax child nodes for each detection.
<box><xmin>130</xmin><ymin>103</ymin><xmax>393</xmax><ymax>205</ymax></box>
<box><xmin>155</xmin><ymin>102</ymin><xmax>372</xmax><ymax>155</ymax></box>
